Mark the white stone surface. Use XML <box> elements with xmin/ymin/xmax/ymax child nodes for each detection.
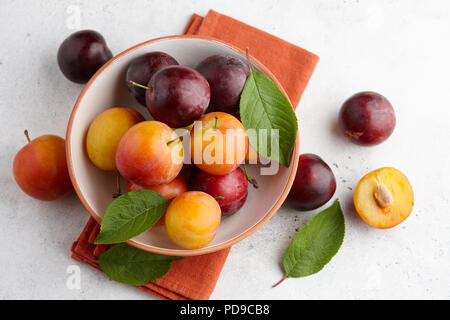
<box><xmin>1</xmin><ymin>0</ymin><xmax>449</xmax><ymax>299</ymax></box>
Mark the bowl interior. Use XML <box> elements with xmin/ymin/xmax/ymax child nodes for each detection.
<box><xmin>68</xmin><ymin>36</ymin><xmax>297</xmax><ymax>255</ymax></box>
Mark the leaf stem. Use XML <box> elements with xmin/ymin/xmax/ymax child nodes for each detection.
<box><xmin>242</xmin><ymin>163</ymin><xmax>259</xmax><ymax>189</ymax></box>
<box><xmin>128</xmin><ymin>80</ymin><xmax>152</xmax><ymax>91</ymax></box>
<box><xmin>272</xmin><ymin>275</ymin><xmax>287</xmax><ymax>288</ymax></box>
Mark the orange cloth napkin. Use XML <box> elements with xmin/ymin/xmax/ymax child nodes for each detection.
<box><xmin>71</xmin><ymin>10</ymin><xmax>319</xmax><ymax>300</ymax></box>
<box><xmin>71</xmin><ymin>218</ymin><xmax>229</xmax><ymax>300</ymax></box>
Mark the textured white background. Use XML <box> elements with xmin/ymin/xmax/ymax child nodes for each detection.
<box><xmin>1</xmin><ymin>0</ymin><xmax>449</xmax><ymax>299</ymax></box>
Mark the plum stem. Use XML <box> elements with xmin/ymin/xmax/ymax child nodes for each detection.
<box><xmin>128</xmin><ymin>80</ymin><xmax>152</xmax><ymax>91</ymax></box>
<box><xmin>24</xmin><ymin>130</ymin><xmax>31</xmax><ymax>143</ymax></box>
<box><xmin>214</xmin><ymin>196</ymin><xmax>224</xmax><ymax>200</ymax></box>
<box><xmin>167</xmin><ymin>136</ymin><xmax>181</xmax><ymax>146</ymax></box>
<box><xmin>245</xmin><ymin>47</ymin><xmax>253</xmax><ymax>72</ymax></box>
<box><xmin>272</xmin><ymin>275</ymin><xmax>287</xmax><ymax>288</ymax></box>
<box><xmin>242</xmin><ymin>163</ymin><xmax>259</xmax><ymax>189</ymax></box>
<box><xmin>214</xmin><ymin>116</ymin><xmax>219</xmax><ymax>130</ymax></box>
<box><xmin>112</xmin><ymin>172</ymin><xmax>122</xmax><ymax>198</ymax></box>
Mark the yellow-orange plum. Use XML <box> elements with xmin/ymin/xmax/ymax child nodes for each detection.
<box><xmin>165</xmin><ymin>191</ymin><xmax>221</xmax><ymax>249</ymax></box>
<box><xmin>116</xmin><ymin>121</ymin><xmax>183</xmax><ymax>187</ymax></box>
<box><xmin>190</xmin><ymin>112</ymin><xmax>247</xmax><ymax>175</ymax></box>
<box><xmin>127</xmin><ymin>175</ymin><xmax>188</xmax><ymax>200</ymax></box>
<box><xmin>86</xmin><ymin>107</ymin><xmax>144</xmax><ymax>171</ymax></box>
<box><xmin>13</xmin><ymin>133</ymin><xmax>73</xmax><ymax>201</ymax></box>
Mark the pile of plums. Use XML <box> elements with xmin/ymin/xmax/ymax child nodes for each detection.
<box><xmin>13</xmin><ymin>29</ymin><xmax>400</xmax><ymax>248</ymax></box>
<box><xmin>85</xmin><ymin>41</ymin><xmax>252</xmax><ymax>249</ymax></box>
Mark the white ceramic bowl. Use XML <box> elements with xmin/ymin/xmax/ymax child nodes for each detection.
<box><xmin>66</xmin><ymin>35</ymin><xmax>299</xmax><ymax>256</ymax></box>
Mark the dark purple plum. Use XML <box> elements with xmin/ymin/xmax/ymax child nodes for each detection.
<box><xmin>145</xmin><ymin>66</ymin><xmax>210</xmax><ymax>128</ymax></box>
<box><xmin>125</xmin><ymin>52</ymin><xmax>178</xmax><ymax>106</ymax></box>
<box><xmin>189</xmin><ymin>167</ymin><xmax>248</xmax><ymax>216</ymax></box>
<box><xmin>57</xmin><ymin>30</ymin><xmax>112</xmax><ymax>83</ymax></box>
<box><xmin>286</xmin><ymin>154</ymin><xmax>336</xmax><ymax>211</ymax></box>
<box><xmin>339</xmin><ymin>91</ymin><xmax>396</xmax><ymax>146</ymax></box>
<box><xmin>196</xmin><ymin>54</ymin><xmax>249</xmax><ymax>116</ymax></box>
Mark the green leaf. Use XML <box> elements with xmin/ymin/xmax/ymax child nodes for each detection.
<box><xmin>95</xmin><ymin>189</ymin><xmax>168</xmax><ymax>244</ymax></box>
<box><xmin>282</xmin><ymin>199</ymin><xmax>345</xmax><ymax>279</ymax></box>
<box><xmin>98</xmin><ymin>244</ymin><xmax>183</xmax><ymax>286</ymax></box>
<box><xmin>239</xmin><ymin>68</ymin><xmax>298</xmax><ymax>167</ymax></box>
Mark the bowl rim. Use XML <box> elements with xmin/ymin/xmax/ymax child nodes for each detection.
<box><xmin>66</xmin><ymin>34</ymin><xmax>300</xmax><ymax>256</ymax></box>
